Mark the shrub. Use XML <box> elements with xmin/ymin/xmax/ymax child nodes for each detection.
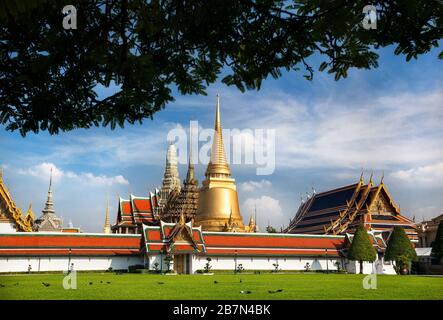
<box><xmin>204</xmin><ymin>257</ymin><xmax>212</xmax><ymax>273</ymax></box>
<box><xmin>347</xmin><ymin>224</ymin><xmax>377</xmax><ymax>274</ymax></box>
<box><xmin>385</xmin><ymin>226</ymin><xmax>417</xmax><ymax>274</ymax></box>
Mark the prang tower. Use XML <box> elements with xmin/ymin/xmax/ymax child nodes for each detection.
<box><xmin>195</xmin><ymin>95</ymin><xmax>245</xmax><ymax>231</ymax></box>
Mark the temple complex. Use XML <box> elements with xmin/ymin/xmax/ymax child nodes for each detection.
<box><xmin>0</xmin><ymin>95</ymin><xmax>420</xmax><ymax>275</ymax></box>
<box><xmin>34</xmin><ymin>169</ymin><xmax>63</xmax><ymax>232</ymax></box>
<box><xmin>285</xmin><ymin>175</ymin><xmax>418</xmax><ymax>243</ymax></box>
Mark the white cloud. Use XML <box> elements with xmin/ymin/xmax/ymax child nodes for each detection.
<box><xmin>240</xmin><ymin>179</ymin><xmax>272</xmax><ymax>192</ymax></box>
<box><xmin>204</xmin><ymin>87</ymin><xmax>443</xmax><ymax>171</ymax></box>
<box><xmin>390</xmin><ymin>162</ymin><xmax>443</xmax><ymax>187</ymax></box>
<box><xmin>242</xmin><ymin>195</ymin><xmax>283</xmax><ymax>230</ymax></box>
<box><xmin>18</xmin><ymin>162</ymin><xmax>129</xmax><ymax>186</ymax></box>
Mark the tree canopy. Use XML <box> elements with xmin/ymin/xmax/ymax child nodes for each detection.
<box><xmin>431</xmin><ymin>221</ymin><xmax>443</xmax><ymax>261</ymax></box>
<box><xmin>1</xmin><ymin>0</ymin><xmax>442</xmax><ymax>135</ymax></box>
<box><xmin>384</xmin><ymin>226</ymin><xmax>417</xmax><ymax>262</ymax></box>
<box><xmin>348</xmin><ymin>224</ymin><xmax>377</xmax><ymax>263</ymax></box>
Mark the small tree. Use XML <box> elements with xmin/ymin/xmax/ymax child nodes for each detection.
<box><xmin>347</xmin><ymin>224</ymin><xmax>377</xmax><ymax>274</ymax></box>
<box><xmin>152</xmin><ymin>262</ymin><xmax>160</xmax><ymax>273</ymax></box>
<box><xmin>431</xmin><ymin>221</ymin><xmax>443</xmax><ymax>265</ymax></box>
<box><xmin>385</xmin><ymin>226</ymin><xmax>417</xmax><ymax>274</ymax></box>
<box><xmin>204</xmin><ymin>257</ymin><xmax>212</xmax><ymax>273</ymax></box>
<box><xmin>164</xmin><ymin>255</ymin><xmax>173</xmax><ymax>273</ymax></box>
<box><xmin>272</xmin><ymin>262</ymin><xmax>280</xmax><ymax>273</ymax></box>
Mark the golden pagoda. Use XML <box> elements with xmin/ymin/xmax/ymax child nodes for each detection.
<box><xmin>194</xmin><ymin>95</ymin><xmax>245</xmax><ymax>231</ymax></box>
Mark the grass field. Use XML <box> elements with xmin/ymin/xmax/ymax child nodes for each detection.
<box><xmin>0</xmin><ymin>273</ymin><xmax>442</xmax><ymax>300</ymax></box>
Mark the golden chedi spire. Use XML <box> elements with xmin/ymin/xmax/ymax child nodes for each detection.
<box><xmin>205</xmin><ymin>94</ymin><xmax>231</xmax><ymax>177</ymax></box>
<box><xmin>195</xmin><ymin>95</ymin><xmax>245</xmax><ymax>231</ymax></box>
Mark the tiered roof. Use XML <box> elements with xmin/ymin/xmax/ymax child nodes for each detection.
<box><xmin>112</xmin><ymin>190</ymin><xmax>161</xmax><ymax>231</ymax></box>
<box><xmin>286</xmin><ymin>177</ymin><xmax>417</xmax><ymax>243</ymax></box>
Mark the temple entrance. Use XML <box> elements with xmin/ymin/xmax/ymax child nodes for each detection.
<box><xmin>174</xmin><ymin>255</ymin><xmax>186</xmax><ymax>274</ymax></box>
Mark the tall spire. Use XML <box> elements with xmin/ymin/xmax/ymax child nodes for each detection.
<box><xmin>42</xmin><ymin>168</ymin><xmax>55</xmax><ymax>216</ymax></box>
<box><xmin>205</xmin><ymin>94</ymin><xmax>231</xmax><ymax>177</ymax></box>
<box><xmin>186</xmin><ymin>126</ymin><xmax>196</xmax><ymax>183</ymax></box>
<box><xmin>159</xmin><ymin>143</ymin><xmax>181</xmax><ymax>208</ymax></box>
<box><xmin>103</xmin><ymin>198</ymin><xmax>110</xmax><ymax>234</ymax></box>
<box><xmin>35</xmin><ymin>167</ymin><xmax>63</xmax><ymax>231</ymax></box>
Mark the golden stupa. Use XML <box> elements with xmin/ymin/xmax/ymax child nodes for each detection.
<box><xmin>194</xmin><ymin>95</ymin><xmax>245</xmax><ymax>232</ymax></box>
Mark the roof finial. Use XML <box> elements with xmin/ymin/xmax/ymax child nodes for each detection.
<box><xmin>254</xmin><ymin>200</ymin><xmax>258</xmax><ymax>232</ymax></box>
<box><xmin>380</xmin><ymin>170</ymin><xmax>384</xmax><ymax>184</ymax></box>
<box><xmin>215</xmin><ymin>94</ymin><xmax>220</xmax><ymax>130</ymax></box>
<box><xmin>359</xmin><ymin>169</ymin><xmax>364</xmax><ymax>182</ymax></box>
<box><xmin>103</xmin><ymin>197</ymin><xmax>110</xmax><ymax>233</ymax></box>
<box><xmin>49</xmin><ymin>167</ymin><xmax>53</xmax><ymax>189</ymax></box>
<box><xmin>186</xmin><ymin>124</ymin><xmax>195</xmax><ymax>183</ymax></box>
<box><xmin>369</xmin><ymin>170</ymin><xmax>374</xmax><ymax>184</ymax></box>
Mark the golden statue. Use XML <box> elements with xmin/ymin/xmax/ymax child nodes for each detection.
<box><xmin>194</xmin><ymin>95</ymin><xmax>245</xmax><ymax>231</ymax></box>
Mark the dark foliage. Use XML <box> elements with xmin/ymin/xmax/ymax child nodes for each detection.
<box><xmin>1</xmin><ymin>0</ymin><xmax>442</xmax><ymax>135</ymax></box>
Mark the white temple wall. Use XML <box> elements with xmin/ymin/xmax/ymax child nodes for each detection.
<box><xmin>0</xmin><ymin>256</ymin><xmax>144</xmax><ymax>273</ymax></box>
<box><xmin>343</xmin><ymin>259</ymin><xmax>397</xmax><ymax>275</ymax></box>
<box><xmin>0</xmin><ymin>222</ymin><xmax>16</xmax><ymax>233</ymax></box>
<box><xmin>190</xmin><ymin>255</ymin><xmax>344</xmax><ymax>273</ymax></box>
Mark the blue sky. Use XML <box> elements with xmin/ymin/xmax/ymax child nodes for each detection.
<box><xmin>1</xmin><ymin>46</ymin><xmax>442</xmax><ymax>232</ymax></box>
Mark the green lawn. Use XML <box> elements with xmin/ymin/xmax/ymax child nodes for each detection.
<box><xmin>0</xmin><ymin>273</ymin><xmax>442</xmax><ymax>300</ymax></box>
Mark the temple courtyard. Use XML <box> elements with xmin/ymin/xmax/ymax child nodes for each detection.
<box><xmin>0</xmin><ymin>273</ymin><xmax>442</xmax><ymax>300</ymax></box>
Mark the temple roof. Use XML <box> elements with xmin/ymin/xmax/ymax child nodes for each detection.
<box><xmin>0</xmin><ymin>169</ymin><xmax>33</xmax><ymax>232</ymax></box>
<box><xmin>112</xmin><ymin>190</ymin><xmax>160</xmax><ymax>229</ymax></box>
<box><xmin>286</xmin><ymin>178</ymin><xmax>417</xmax><ymax>242</ymax></box>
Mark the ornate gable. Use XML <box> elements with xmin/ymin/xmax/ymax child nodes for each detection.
<box><xmin>0</xmin><ymin>171</ymin><xmax>33</xmax><ymax>232</ymax></box>
<box><xmin>370</xmin><ymin>192</ymin><xmax>395</xmax><ymax>216</ymax></box>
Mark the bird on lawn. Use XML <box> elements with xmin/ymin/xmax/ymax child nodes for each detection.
<box><xmin>276</xmin><ymin>289</ymin><xmax>283</xmax><ymax>292</ymax></box>
<box><xmin>0</xmin><ymin>284</ymin><xmax>5</xmax><ymax>288</ymax></box>
<box><xmin>240</xmin><ymin>290</ymin><xmax>251</xmax><ymax>294</ymax></box>
<box><xmin>42</xmin><ymin>282</ymin><xmax>50</xmax><ymax>287</ymax></box>
<box><xmin>239</xmin><ymin>279</ymin><xmax>242</xmax><ymax>283</ymax></box>
<box><xmin>89</xmin><ymin>282</ymin><xmax>93</xmax><ymax>285</ymax></box>
<box><xmin>157</xmin><ymin>282</ymin><xmax>164</xmax><ymax>285</ymax></box>
<box><xmin>106</xmin><ymin>281</ymin><xmax>111</xmax><ymax>284</ymax></box>
<box><xmin>214</xmin><ymin>281</ymin><xmax>218</xmax><ymax>284</ymax></box>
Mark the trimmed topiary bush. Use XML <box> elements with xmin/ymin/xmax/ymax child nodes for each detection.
<box><xmin>431</xmin><ymin>221</ymin><xmax>443</xmax><ymax>264</ymax></box>
<box><xmin>385</xmin><ymin>226</ymin><xmax>417</xmax><ymax>274</ymax></box>
<box><xmin>347</xmin><ymin>224</ymin><xmax>377</xmax><ymax>274</ymax></box>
